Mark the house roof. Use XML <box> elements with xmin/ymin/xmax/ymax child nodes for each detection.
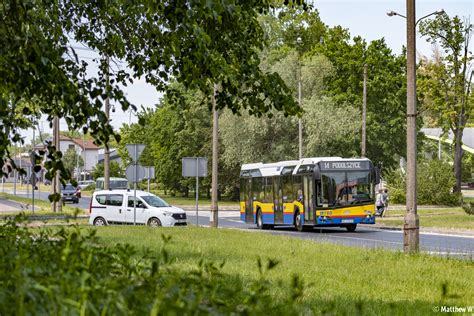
<box><xmin>59</xmin><ymin>135</ymin><xmax>99</xmax><ymax>150</ymax></box>
<box><xmin>35</xmin><ymin>135</ymin><xmax>99</xmax><ymax>151</ymax></box>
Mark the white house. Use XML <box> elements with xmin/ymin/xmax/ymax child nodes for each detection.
<box><xmin>35</xmin><ymin>135</ymin><xmax>99</xmax><ymax>180</ymax></box>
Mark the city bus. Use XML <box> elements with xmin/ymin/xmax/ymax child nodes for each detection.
<box><xmin>240</xmin><ymin>157</ymin><xmax>379</xmax><ymax>232</ymax></box>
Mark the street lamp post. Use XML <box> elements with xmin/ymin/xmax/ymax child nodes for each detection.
<box><xmin>297</xmin><ymin>37</ymin><xmax>303</xmax><ymax>160</ymax></box>
<box><xmin>387</xmin><ymin>3</ymin><xmax>444</xmax><ymax>253</ymax></box>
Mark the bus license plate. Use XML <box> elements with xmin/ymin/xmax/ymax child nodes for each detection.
<box><xmin>341</xmin><ymin>219</ymin><xmax>354</xmax><ymax>223</ymax></box>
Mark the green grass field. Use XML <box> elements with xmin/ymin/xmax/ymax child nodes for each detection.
<box><xmin>378</xmin><ymin>207</ymin><xmax>474</xmax><ymax>230</ymax></box>
<box><xmin>91</xmin><ymin>226</ymin><xmax>474</xmax><ymax>314</ymax></box>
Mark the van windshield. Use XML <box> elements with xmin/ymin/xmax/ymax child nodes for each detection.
<box><xmin>142</xmin><ymin>195</ymin><xmax>169</xmax><ymax>207</ymax></box>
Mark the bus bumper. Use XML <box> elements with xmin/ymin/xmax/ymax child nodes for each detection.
<box><xmin>316</xmin><ymin>215</ymin><xmax>375</xmax><ymax>225</ymax></box>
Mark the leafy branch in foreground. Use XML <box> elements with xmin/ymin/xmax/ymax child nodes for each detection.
<box><xmin>0</xmin><ymin>218</ymin><xmax>306</xmax><ymax>315</ymax></box>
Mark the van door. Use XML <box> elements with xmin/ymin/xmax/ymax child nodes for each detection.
<box><xmin>103</xmin><ymin>194</ymin><xmax>125</xmax><ymax>223</ymax></box>
<box><xmin>127</xmin><ymin>196</ymin><xmax>147</xmax><ymax>224</ymax></box>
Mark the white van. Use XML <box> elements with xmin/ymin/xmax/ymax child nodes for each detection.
<box><xmin>89</xmin><ymin>190</ymin><xmax>187</xmax><ymax>227</ymax></box>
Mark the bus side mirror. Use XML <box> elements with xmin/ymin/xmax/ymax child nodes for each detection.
<box><xmin>375</xmin><ymin>167</ymin><xmax>381</xmax><ymax>184</ymax></box>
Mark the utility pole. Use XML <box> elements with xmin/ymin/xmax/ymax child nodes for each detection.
<box><xmin>52</xmin><ymin>116</ymin><xmax>62</xmax><ymax>212</ymax></box>
<box><xmin>404</xmin><ymin>0</ymin><xmax>419</xmax><ymax>253</ymax></box>
<box><xmin>361</xmin><ymin>64</ymin><xmax>367</xmax><ymax>157</ymax></box>
<box><xmin>210</xmin><ymin>85</ymin><xmax>219</xmax><ymax>228</ymax></box>
<box><xmin>104</xmin><ymin>55</ymin><xmax>110</xmax><ymax>190</ymax></box>
<box><xmin>297</xmin><ymin>37</ymin><xmax>303</xmax><ymax>160</ymax></box>
<box><xmin>298</xmin><ymin>72</ymin><xmax>303</xmax><ymax>159</ymax></box>
<box><xmin>82</xmin><ymin>134</ymin><xmax>86</xmax><ymax>181</ymax></box>
<box><xmin>387</xmin><ymin>4</ymin><xmax>444</xmax><ymax>254</ymax></box>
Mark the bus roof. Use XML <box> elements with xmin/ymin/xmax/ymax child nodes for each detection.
<box><xmin>241</xmin><ymin>157</ymin><xmax>372</xmax><ymax>177</ymax></box>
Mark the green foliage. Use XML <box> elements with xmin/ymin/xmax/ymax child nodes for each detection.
<box><xmin>462</xmin><ymin>203</ymin><xmax>474</xmax><ymax>215</ymax></box>
<box><xmin>314</xmin><ymin>29</ymin><xmax>409</xmax><ymax>169</ymax></box>
<box><xmin>462</xmin><ymin>152</ymin><xmax>474</xmax><ymax>182</ymax></box>
<box><xmin>386</xmin><ymin>159</ymin><xmax>462</xmax><ymax>206</ymax></box>
<box><xmin>61</xmin><ymin>148</ymin><xmax>84</xmax><ymax>176</ymax></box>
<box><xmin>91</xmin><ymin>161</ymin><xmax>124</xmax><ymax>180</ymax></box>
<box><xmin>1</xmin><ymin>0</ymin><xmax>300</xmax><ymax>184</ymax></box>
<box><xmin>118</xmin><ymin>85</ymin><xmax>227</xmax><ymax>197</ymax></box>
<box><xmin>303</xmin><ymin>96</ymin><xmax>360</xmax><ymax>157</ymax></box>
<box><xmin>418</xmin><ymin>14</ymin><xmax>473</xmax><ymax>192</ymax></box>
<box><xmin>0</xmin><ymin>218</ymin><xmax>307</xmax><ymax>315</ymax></box>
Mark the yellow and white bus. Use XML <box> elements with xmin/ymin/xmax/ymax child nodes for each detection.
<box><xmin>240</xmin><ymin>157</ymin><xmax>379</xmax><ymax>232</ymax></box>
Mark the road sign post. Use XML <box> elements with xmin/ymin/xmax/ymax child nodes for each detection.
<box><xmin>125</xmin><ymin>144</ymin><xmax>146</xmax><ymax>226</ymax></box>
<box><xmin>182</xmin><ymin>157</ymin><xmax>207</xmax><ymax>226</ymax></box>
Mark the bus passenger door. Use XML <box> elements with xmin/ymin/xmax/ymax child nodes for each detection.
<box><xmin>303</xmin><ymin>176</ymin><xmax>314</xmax><ymax>223</ymax></box>
<box><xmin>273</xmin><ymin>178</ymin><xmax>283</xmax><ymax>224</ymax></box>
<box><xmin>245</xmin><ymin>179</ymin><xmax>253</xmax><ymax>223</ymax></box>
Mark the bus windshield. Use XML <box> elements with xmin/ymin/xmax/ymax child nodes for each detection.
<box><xmin>321</xmin><ymin>170</ymin><xmax>374</xmax><ymax>207</ymax></box>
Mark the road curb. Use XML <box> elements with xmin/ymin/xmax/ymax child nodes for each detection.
<box><xmin>361</xmin><ymin>224</ymin><xmax>474</xmax><ymax>238</ymax></box>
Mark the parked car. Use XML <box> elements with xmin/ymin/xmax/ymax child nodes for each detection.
<box><xmin>89</xmin><ymin>190</ymin><xmax>187</xmax><ymax>227</ymax></box>
<box><xmin>77</xmin><ymin>180</ymin><xmax>95</xmax><ymax>190</ymax></box>
<box><xmin>61</xmin><ymin>183</ymin><xmax>80</xmax><ymax>204</ymax></box>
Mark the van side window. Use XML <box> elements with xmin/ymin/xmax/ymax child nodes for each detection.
<box><xmin>108</xmin><ymin>195</ymin><xmax>124</xmax><ymax>206</ymax></box>
<box><xmin>128</xmin><ymin>197</ymin><xmax>146</xmax><ymax>208</ymax></box>
<box><xmin>95</xmin><ymin>195</ymin><xmax>107</xmax><ymax>205</ymax></box>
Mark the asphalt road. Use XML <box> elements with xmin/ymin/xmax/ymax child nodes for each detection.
<box><xmin>2</xmin><ymin>191</ymin><xmax>473</xmax><ymax>259</ymax></box>
<box><xmin>2</xmin><ymin>188</ymin><xmax>91</xmax><ymax>210</ymax></box>
<box><xmin>185</xmin><ymin>212</ymin><xmax>474</xmax><ymax>259</ymax></box>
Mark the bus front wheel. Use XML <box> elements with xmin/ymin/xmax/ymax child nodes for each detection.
<box><xmin>256</xmin><ymin>210</ymin><xmax>263</xmax><ymax>229</ymax></box>
<box><xmin>345</xmin><ymin>224</ymin><xmax>357</xmax><ymax>232</ymax></box>
<box><xmin>294</xmin><ymin>212</ymin><xmax>303</xmax><ymax>232</ymax></box>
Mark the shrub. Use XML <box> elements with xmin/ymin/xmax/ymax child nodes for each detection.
<box><xmin>462</xmin><ymin>203</ymin><xmax>474</xmax><ymax>215</ymax></box>
<box><xmin>0</xmin><ymin>216</ymin><xmax>305</xmax><ymax>315</ymax></box>
<box><xmin>385</xmin><ymin>159</ymin><xmax>461</xmax><ymax>206</ymax></box>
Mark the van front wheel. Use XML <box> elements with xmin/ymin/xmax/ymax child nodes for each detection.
<box><xmin>148</xmin><ymin>217</ymin><xmax>162</xmax><ymax>227</ymax></box>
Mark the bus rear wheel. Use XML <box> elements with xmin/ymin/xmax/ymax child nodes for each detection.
<box><xmin>345</xmin><ymin>224</ymin><xmax>357</xmax><ymax>232</ymax></box>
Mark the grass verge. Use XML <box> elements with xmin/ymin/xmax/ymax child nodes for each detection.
<box><xmin>0</xmin><ymin>192</ymin><xmax>86</xmax><ymax>216</ymax></box>
<box><xmin>378</xmin><ymin>207</ymin><xmax>474</xmax><ymax>230</ymax></box>
<box><xmin>92</xmin><ymin>226</ymin><xmax>474</xmax><ymax>314</ymax></box>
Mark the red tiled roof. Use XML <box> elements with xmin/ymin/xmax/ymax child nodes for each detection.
<box><xmin>59</xmin><ymin>135</ymin><xmax>99</xmax><ymax>150</ymax></box>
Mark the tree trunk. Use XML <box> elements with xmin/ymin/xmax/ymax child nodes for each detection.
<box><xmin>453</xmin><ymin>127</ymin><xmax>464</xmax><ymax>193</ymax></box>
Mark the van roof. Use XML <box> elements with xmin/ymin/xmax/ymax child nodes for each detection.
<box><xmin>93</xmin><ymin>189</ymin><xmax>152</xmax><ymax>196</ymax></box>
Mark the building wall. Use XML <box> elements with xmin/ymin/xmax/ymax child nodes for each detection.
<box><xmin>84</xmin><ymin>149</ymin><xmax>98</xmax><ymax>172</ymax></box>
<box><xmin>59</xmin><ymin>139</ymin><xmax>98</xmax><ymax>172</ymax></box>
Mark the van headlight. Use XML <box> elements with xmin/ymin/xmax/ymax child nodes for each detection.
<box><xmin>163</xmin><ymin>211</ymin><xmax>173</xmax><ymax>216</ymax></box>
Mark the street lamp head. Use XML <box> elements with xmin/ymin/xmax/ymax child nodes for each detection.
<box><xmin>386</xmin><ymin>11</ymin><xmax>397</xmax><ymax>17</ymax></box>
<box><xmin>435</xmin><ymin>9</ymin><xmax>445</xmax><ymax>15</ymax></box>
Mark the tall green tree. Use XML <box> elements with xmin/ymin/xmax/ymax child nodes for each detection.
<box><xmin>62</xmin><ymin>148</ymin><xmax>84</xmax><ymax>178</ymax></box>
<box><xmin>418</xmin><ymin>14</ymin><xmax>473</xmax><ymax>192</ymax></box>
<box><xmin>1</xmin><ymin>0</ymin><xmax>300</xmax><ymax>182</ymax></box>
<box><xmin>314</xmin><ymin>28</ymin><xmax>408</xmax><ymax>169</ymax></box>
<box><xmin>91</xmin><ymin>161</ymin><xmax>124</xmax><ymax>180</ymax></box>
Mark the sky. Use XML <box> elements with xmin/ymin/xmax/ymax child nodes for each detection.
<box><xmin>20</xmin><ymin>0</ymin><xmax>474</xmax><ymax>145</ymax></box>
